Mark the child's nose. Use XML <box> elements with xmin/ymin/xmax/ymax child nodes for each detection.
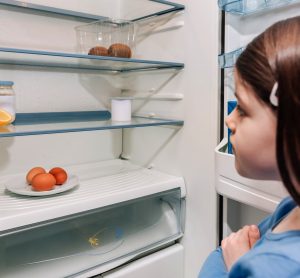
<box><xmin>225</xmin><ymin>111</ymin><xmax>236</xmax><ymax>133</ymax></box>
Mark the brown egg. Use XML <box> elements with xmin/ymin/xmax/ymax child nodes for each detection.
<box><xmin>88</xmin><ymin>46</ymin><xmax>108</xmax><ymax>56</ymax></box>
<box><xmin>26</xmin><ymin>167</ymin><xmax>46</xmax><ymax>185</ymax></box>
<box><xmin>49</xmin><ymin>167</ymin><xmax>68</xmax><ymax>185</ymax></box>
<box><xmin>31</xmin><ymin>173</ymin><xmax>56</xmax><ymax>191</ymax></box>
<box><xmin>108</xmin><ymin>43</ymin><xmax>132</xmax><ymax>58</ymax></box>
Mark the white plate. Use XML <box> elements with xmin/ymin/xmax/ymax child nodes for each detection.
<box><xmin>4</xmin><ymin>174</ymin><xmax>79</xmax><ymax>196</ymax></box>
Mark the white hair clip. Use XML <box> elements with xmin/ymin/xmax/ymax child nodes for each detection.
<box><xmin>270</xmin><ymin>82</ymin><xmax>278</xmax><ymax>107</ymax></box>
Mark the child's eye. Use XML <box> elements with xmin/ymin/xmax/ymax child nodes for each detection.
<box><xmin>236</xmin><ymin>104</ymin><xmax>245</xmax><ymax>116</ymax></box>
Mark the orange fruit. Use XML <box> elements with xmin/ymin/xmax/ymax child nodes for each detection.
<box><xmin>0</xmin><ymin>109</ymin><xmax>12</xmax><ymax>126</ymax></box>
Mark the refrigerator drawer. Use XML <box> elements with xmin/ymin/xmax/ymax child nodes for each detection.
<box><xmin>0</xmin><ymin>189</ymin><xmax>184</xmax><ymax>278</ymax></box>
<box><xmin>101</xmin><ymin>244</ymin><xmax>184</xmax><ymax>278</ymax></box>
<box><xmin>215</xmin><ymin>138</ymin><xmax>287</xmax><ymax>212</ymax></box>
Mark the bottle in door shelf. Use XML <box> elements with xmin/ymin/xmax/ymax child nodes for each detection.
<box><xmin>227</xmin><ymin>100</ymin><xmax>237</xmax><ymax>154</ymax></box>
<box><xmin>0</xmin><ymin>81</ymin><xmax>16</xmax><ymax>126</ymax></box>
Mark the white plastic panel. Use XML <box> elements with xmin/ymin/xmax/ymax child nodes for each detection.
<box><xmin>101</xmin><ymin>244</ymin><xmax>184</xmax><ymax>278</ymax></box>
<box><xmin>215</xmin><ymin>139</ymin><xmax>287</xmax><ymax>212</ymax></box>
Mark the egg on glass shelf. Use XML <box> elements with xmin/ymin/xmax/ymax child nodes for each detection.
<box><xmin>31</xmin><ymin>173</ymin><xmax>56</xmax><ymax>191</ymax></box>
<box><xmin>26</xmin><ymin>167</ymin><xmax>46</xmax><ymax>184</ymax></box>
<box><xmin>49</xmin><ymin>167</ymin><xmax>68</xmax><ymax>185</ymax></box>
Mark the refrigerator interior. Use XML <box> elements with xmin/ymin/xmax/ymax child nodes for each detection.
<box><xmin>0</xmin><ymin>1</ymin><xmax>220</xmax><ymax>277</ymax></box>
<box><xmin>218</xmin><ymin>0</ymin><xmax>300</xmax><ymax>234</ymax></box>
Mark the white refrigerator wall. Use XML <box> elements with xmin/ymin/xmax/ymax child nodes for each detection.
<box><xmin>123</xmin><ymin>1</ymin><xmax>220</xmax><ymax>277</ymax></box>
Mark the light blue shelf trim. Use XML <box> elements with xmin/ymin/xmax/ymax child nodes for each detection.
<box><xmin>13</xmin><ymin>111</ymin><xmax>111</xmax><ymax>125</ymax></box>
<box><xmin>218</xmin><ymin>47</ymin><xmax>244</xmax><ymax>68</ymax></box>
<box><xmin>0</xmin><ymin>0</ymin><xmax>184</xmax><ymax>22</ymax></box>
<box><xmin>0</xmin><ymin>111</ymin><xmax>184</xmax><ymax>137</ymax></box>
<box><xmin>0</xmin><ymin>47</ymin><xmax>184</xmax><ymax>72</ymax></box>
<box><xmin>218</xmin><ymin>0</ymin><xmax>300</xmax><ymax>15</ymax></box>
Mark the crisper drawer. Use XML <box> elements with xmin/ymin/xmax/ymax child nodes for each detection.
<box><xmin>101</xmin><ymin>244</ymin><xmax>184</xmax><ymax>278</ymax></box>
<box><xmin>215</xmin><ymin>138</ymin><xmax>288</xmax><ymax>212</ymax></box>
<box><xmin>0</xmin><ymin>189</ymin><xmax>184</xmax><ymax>278</ymax></box>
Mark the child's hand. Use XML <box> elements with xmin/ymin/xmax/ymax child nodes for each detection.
<box><xmin>221</xmin><ymin>225</ymin><xmax>260</xmax><ymax>271</ymax></box>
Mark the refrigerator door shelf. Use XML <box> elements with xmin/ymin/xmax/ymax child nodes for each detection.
<box><xmin>0</xmin><ymin>159</ymin><xmax>186</xmax><ymax>232</ymax></box>
<box><xmin>218</xmin><ymin>47</ymin><xmax>244</xmax><ymax>68</ymax></box>
<box><xmin>218</xmin><ymin>0</ymin><xmax>299</xmax><ymax>15</ymax></box>
<box><xmin>215</xmin><ymin>138</ymin><xmax>287</xmax><ymax>212</ymax></box>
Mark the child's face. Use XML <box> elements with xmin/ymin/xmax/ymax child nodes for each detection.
<box><xmin>225</xmin><ymin>70</ymin><xmax>280</xmax><ymax>180</ymax></box>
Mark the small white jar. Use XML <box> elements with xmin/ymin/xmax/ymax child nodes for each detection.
<box><xmin>0</xmin><ymin>81</ymin><xmax>16</xmax><ymax>124</ymax></box>
<box><xmin>111</xmin><ymin>98</ymin><xmax>132</xmax><ymax>122</ymax></box>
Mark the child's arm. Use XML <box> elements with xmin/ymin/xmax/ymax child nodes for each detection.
<box><xmin>221</xmin><ymin>225</ymin><xmax>260</xmax><ymax>271</ymax></box>
<box><xmin>198</xmin><ymin>225</ymin><xmax>260</xmax><ymax>277</ymax></box>
<box><xmin>229</xmin><ymin>253</ymin><xmax>300</xmax><ymax>277</ymax></box>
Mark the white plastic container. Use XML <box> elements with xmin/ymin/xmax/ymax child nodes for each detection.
<box><xmin>111</xmin><ymin>98</ymin><xmax>132</xmax><ymax>122</ymax></box>
<box><xmin>0</xmin><ymin>81</ymin><xmax>16</xmax><ymax>125</ymax></box>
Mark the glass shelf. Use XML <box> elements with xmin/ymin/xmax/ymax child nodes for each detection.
<box><xmin>218</xmin><ymin>47</ymin><xmax>244</xmax><ymax>68</ymax></box>
<box><xmin>0</xmin><ymin>47</ymin><xmax>184</xmax><ymax>72</ymax></box>
<box><xmin>218</xmin><ymin>0</ymin><xmax>300</xmax><ymax>15</ymax></box>
<box><xmin>0</xmin><ymin>0</ymin><xmax>185</xmax><ymax>22</ymax></box>
<box><xmin>0</xmin><ymin>111</ymin><xmax>184</xmax><ymax>137</ymax></box>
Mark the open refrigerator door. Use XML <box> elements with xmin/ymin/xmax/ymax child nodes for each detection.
<box><xmin>217</xmin><ymin>0</ymin><xmax>300</xmax><ymax>236</ymax></box>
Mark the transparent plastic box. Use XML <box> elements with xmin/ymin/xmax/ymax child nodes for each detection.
<box><xmin>75</xmin><ymin>19</ymin><xmax>136</xmax><ymax>58</ymax></box>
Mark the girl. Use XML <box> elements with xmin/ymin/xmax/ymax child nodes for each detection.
<box><xmin>199</xmin><ymin>16</ymin><xmax>300</xmax><ymax>277</ymax></box>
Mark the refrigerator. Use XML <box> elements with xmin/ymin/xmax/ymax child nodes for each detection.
<box><xmin>0</xmin><ymin>0</ymin><xmax>298</xmax><ymax>277</ymax></box>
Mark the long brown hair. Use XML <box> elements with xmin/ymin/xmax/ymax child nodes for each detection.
<box><xmin>235</xmin><ymin>16</ymin><xmax>300</xmax><ymax>205</ymax></box>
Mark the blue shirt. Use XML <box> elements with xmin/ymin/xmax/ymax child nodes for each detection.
<box><xmin>199</xmin><ymin>197</ymin><xmax>300</xmax><ymax>278</ymax></box>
